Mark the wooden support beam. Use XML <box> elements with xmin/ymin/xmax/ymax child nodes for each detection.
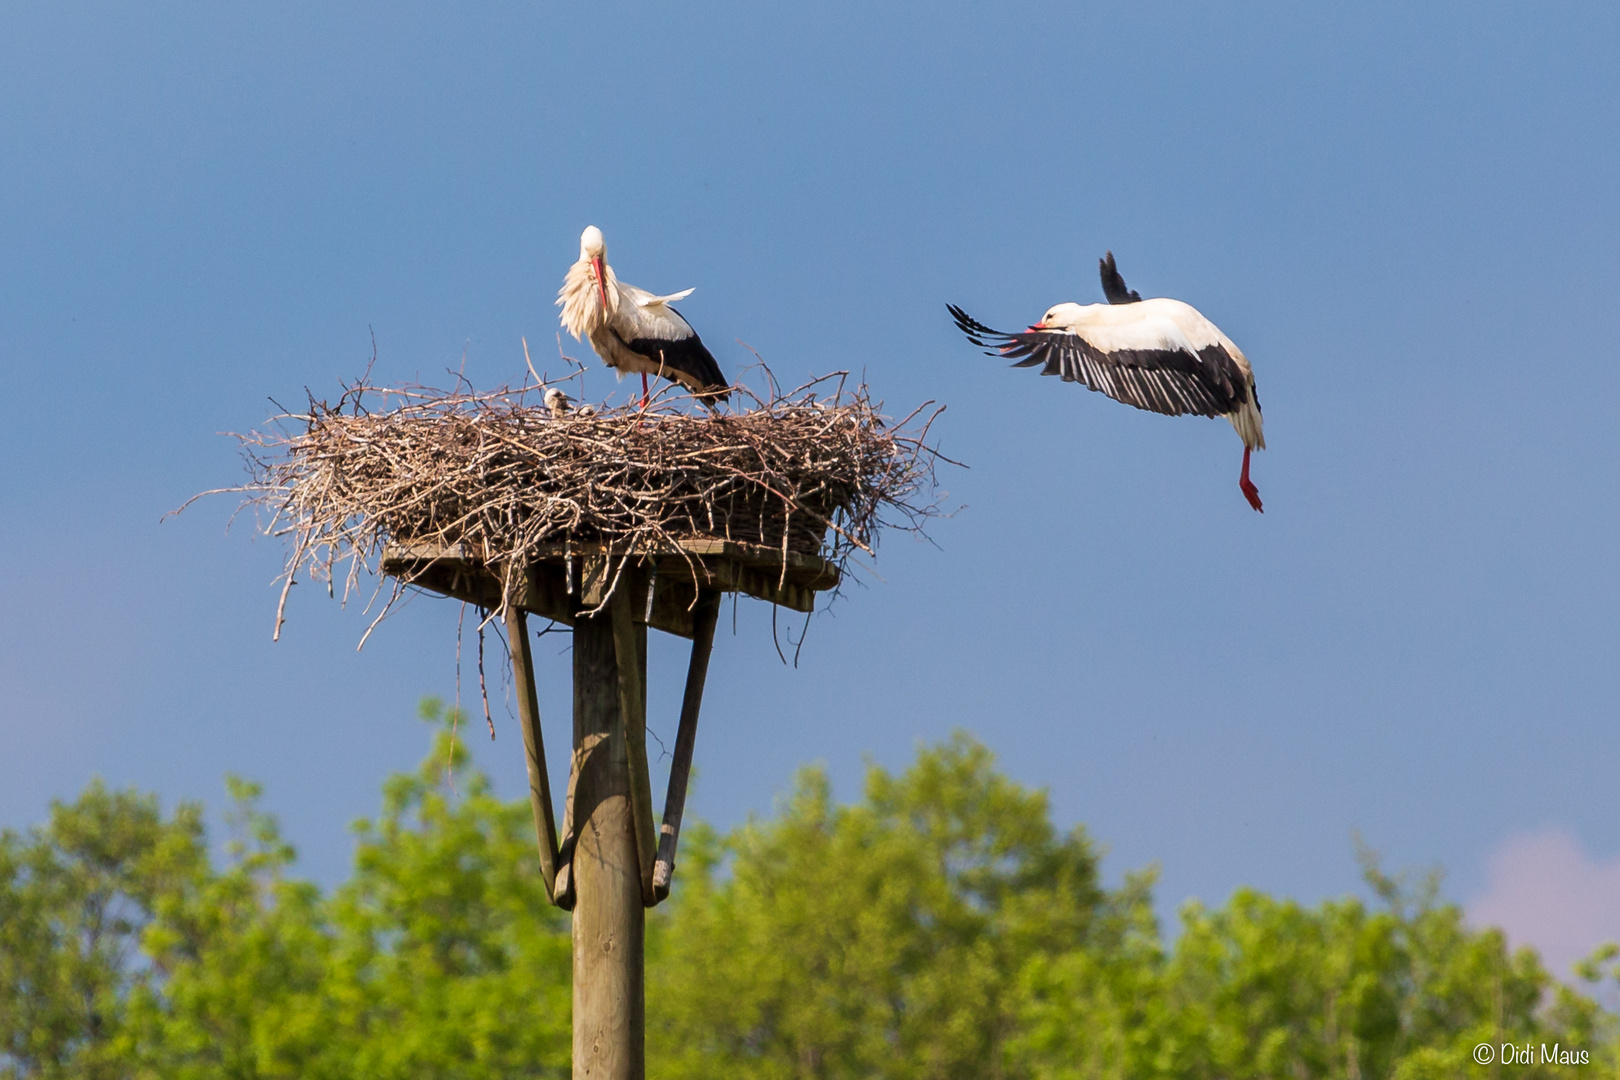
<box><xmin>609</xmin><ymin>566</ymin><xmax>658</xmax><ymax>907</ymax></box>
<box><xmin>550</xmin><ymin>750</ymin><xmax>579</xmax><ymax>911</ymax></box>
<box><xmin>652</xmin><ymin>588</ymin><xmax>721</xmax><ymax>904</ymax></box>
<box><xmin>571</xmin><ymin>610</ymin><xmax>645</xmax><ymax>1078</ymax></box>
<box><xmin>504</xmin><ymin>602</ymin><xmax>564</xmax><ymax>905</ymax></box>
<box><xmin>380</xmin><ymin>537</ymin><xmax>839</xmax><ymax>626</ymax></box>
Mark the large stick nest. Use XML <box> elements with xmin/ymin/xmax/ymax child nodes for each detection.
<box><xmin>218</xmin><ymin>371</ymin><xmax>951</xmax><ymax>637</ymax></box>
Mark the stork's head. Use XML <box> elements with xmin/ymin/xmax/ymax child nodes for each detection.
<box><xmin>579</xmin><ymin>225</ymin><xmax>606</xmax><ymax>260</ymax></box>
<box><xmin>579</xmin><ymin>225</ymin><xmax>612</xmax><ymax>313</ymax></box>
<box><xmin>1032</xmin><ymin>302</ymin><xmax>1084</xmax><ymax>330</ymax></box>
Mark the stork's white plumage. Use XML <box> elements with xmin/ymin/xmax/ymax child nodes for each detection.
<box><xmin>557</xmin><ymin>226</ymin><xmax>729</xmax><ymax>404</ymax></box>
<box><xmin>950</xmin><ymin>253</ymin><xmax>1266</xmax><ymax>511</ymax></box>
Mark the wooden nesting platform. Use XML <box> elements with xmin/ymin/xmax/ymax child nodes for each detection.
<box><xmin>380</xmin><ymin>536</ymin><xmax>841</xmax><ymax>635</ymax></box>
<box><xmin>378</xmin><ymin>536</ymin><xmax>843</xmax><ymax>1076</ymax></box>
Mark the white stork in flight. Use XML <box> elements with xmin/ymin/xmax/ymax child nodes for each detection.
<box><xmin>557</xmin><ymin>225</ymin><xmax>730</xmax><ymax>405</ymax></box>
<box><xmin>950</xmin><ymin>252</ymin><xmax>1266</xmax><ymax>511</ymax></box>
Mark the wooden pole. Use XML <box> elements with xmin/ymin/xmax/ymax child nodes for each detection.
<box><xmin>571</xmin><ymin>607</ymin><xmax>645</xmax><ymax>1080</ymax></box>
<box><xmin>504</xmin><ymin>601</ymin><xmax>563</xmax><ymax>904</ymax></box>
<box><xmin>609</xmin><ymin>571</ymin><xmax>659</xmax><ymax>906</ymax></box>
<box><xmin>652</xmin><ymin>588</ymin><xmax>721</xmax><ymax>903</ymax></box>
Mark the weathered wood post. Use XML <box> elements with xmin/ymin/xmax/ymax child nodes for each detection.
<box><xmin>570</xmin><ymin>603</ymin><xmax>645</xmax><ymax>1079</ymax></box>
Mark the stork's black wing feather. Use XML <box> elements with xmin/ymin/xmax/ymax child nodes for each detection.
<box><xmin>1099</xmin><ymin>251</ymin><xmax>1142</xmax><ymax>304</ymax></box>
<box><xmin>947</xmin><ymin>303</ymin><xmax>1245</xmax><ymax>419</ymax></box>
<box><xmin>621</xmin><ymin>314</ymin><xmax>729</xmax><ymax>402</ymax></box>
<box><xmin>947</xmin><ymin>304</ymin><xmax>1016</xmax><ymax>351</ymax></box>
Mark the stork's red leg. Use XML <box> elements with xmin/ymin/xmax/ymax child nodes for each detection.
<box><xmin>1239</xmin><ymin>446</ymin><xmax>1263</xmax><ymax>513</ymax></box>
<box><xmin>640</xmin><ymin>371</ymin><xmax>649</xmax><ymax>409</ymax></box>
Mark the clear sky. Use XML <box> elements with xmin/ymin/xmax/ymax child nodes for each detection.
<box><xmin>3</xmin><ymin>2</ymin><xmax>1618</xmax><ymax>967</ymax></box>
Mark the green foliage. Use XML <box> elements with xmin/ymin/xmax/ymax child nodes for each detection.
<box><xmin>650</xmin><ymin>733</ymin><xmax>1117</xmax><ymax>1079</ymax></box>
<box><xmin>0</xmin><ymin>781</ymin><xmax>206</xmax><ymax>1079</ymax></box>
<box><xmin>1</xmin><ymin>703</ymin><xmax>1614</xmax><ymax>1078</ymax></box>
<box><xmin>120</xmin><ymin>774</ymin><xmax>328</xmax><ymax>1078</ymax></box>
<box><xmin>114</xmin><ymin>698</ymin><xmax>572</xmax><ymax>1080</ymax></box>
<box><xmin>308</xmin><ymin>697</ymin><xmax>571</xmax><ymax>1077</ymax></box>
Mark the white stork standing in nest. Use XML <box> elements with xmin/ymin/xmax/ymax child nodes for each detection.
<box><xmin>950</xmin><ymin>252</ymin><xmax>1266</xmax><ymax>511</ymax></box>
<box><xmin>557</xmin><ymin>225</ymin><xmax>730</xmax><ymax>405</ymax></box>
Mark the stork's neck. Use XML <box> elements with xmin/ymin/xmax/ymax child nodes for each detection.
<box><xmin>557</xmin><ymin>257</ymin><xmax>618</xmax><ymax>338</ymax></box>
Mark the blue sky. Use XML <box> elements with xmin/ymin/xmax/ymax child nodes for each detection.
<box><xmin>3</xmin><ymin>2</ymin><xmax>1619</xmax><ymax>954</ymax></box>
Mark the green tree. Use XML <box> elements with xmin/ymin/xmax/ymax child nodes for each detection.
<box><xmin>0</xmin><ymin>781</ymin><xmax>208</xmax><ymax>1079</ymax></box>
<box><xmin>119</xmin><ymin>776</ymin><xmax>330</xmax><ymax>1079</ymax></box>
<box><xmin>306</xmin><ymin>697</ymin><xmax>571</xmax><ymax>1078</ymax></box>
<box><xmin>1150</xmin><ymin>851</ymin><xmax>1602</xmax><ymax>1080</ymax></box>
<box><xmin>121</xmin><ymin>698</ymin><xmax>572</xmax><ymax>1080</ymax></box>
<box><xmin>648</xmin><ymin>731</ymin><xmax>1129</xmax><ymax>1080</ymax></box>
<box><xmin>5</xmin><ymin>704</ymin><xmax>1617</xmax><ymax>1079</ymax></box>
<box><xmin>1001</xmin><ymin>866</ymin><xmax>1167</xmax><ymax>1080</ymax></box>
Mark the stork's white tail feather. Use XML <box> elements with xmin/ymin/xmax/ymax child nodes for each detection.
<box><xmin>1229</xmin><ymin>398</ymin><xmax>1265</xmax><ymax>451</ymax></box>
<box><xmin>639</xmin><ymin>287</ymin><xmax>694</xmax><ymax>306</ymax></box>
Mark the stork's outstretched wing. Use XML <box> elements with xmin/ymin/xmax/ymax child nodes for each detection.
<box><xmin>1099</xmin><ymin>251</ymin><xmax>1142</xmax><ymax>304</ymax></box>
<box><xmin>947</xmin><ymin>303</ymin><xmax>1245</xmax><ymax>419</ymax></box>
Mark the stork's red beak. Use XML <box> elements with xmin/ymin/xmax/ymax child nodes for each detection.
<box><xmin>591</xmin><ymin>256</ymin><xmax>610</xmax><ymax>312</ymax></box>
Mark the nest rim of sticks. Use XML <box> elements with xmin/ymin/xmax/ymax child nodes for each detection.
<box><xmin>204</xmin><ymin>369</ymin><xmax>952</xmax><ymax>641</ymax></box>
